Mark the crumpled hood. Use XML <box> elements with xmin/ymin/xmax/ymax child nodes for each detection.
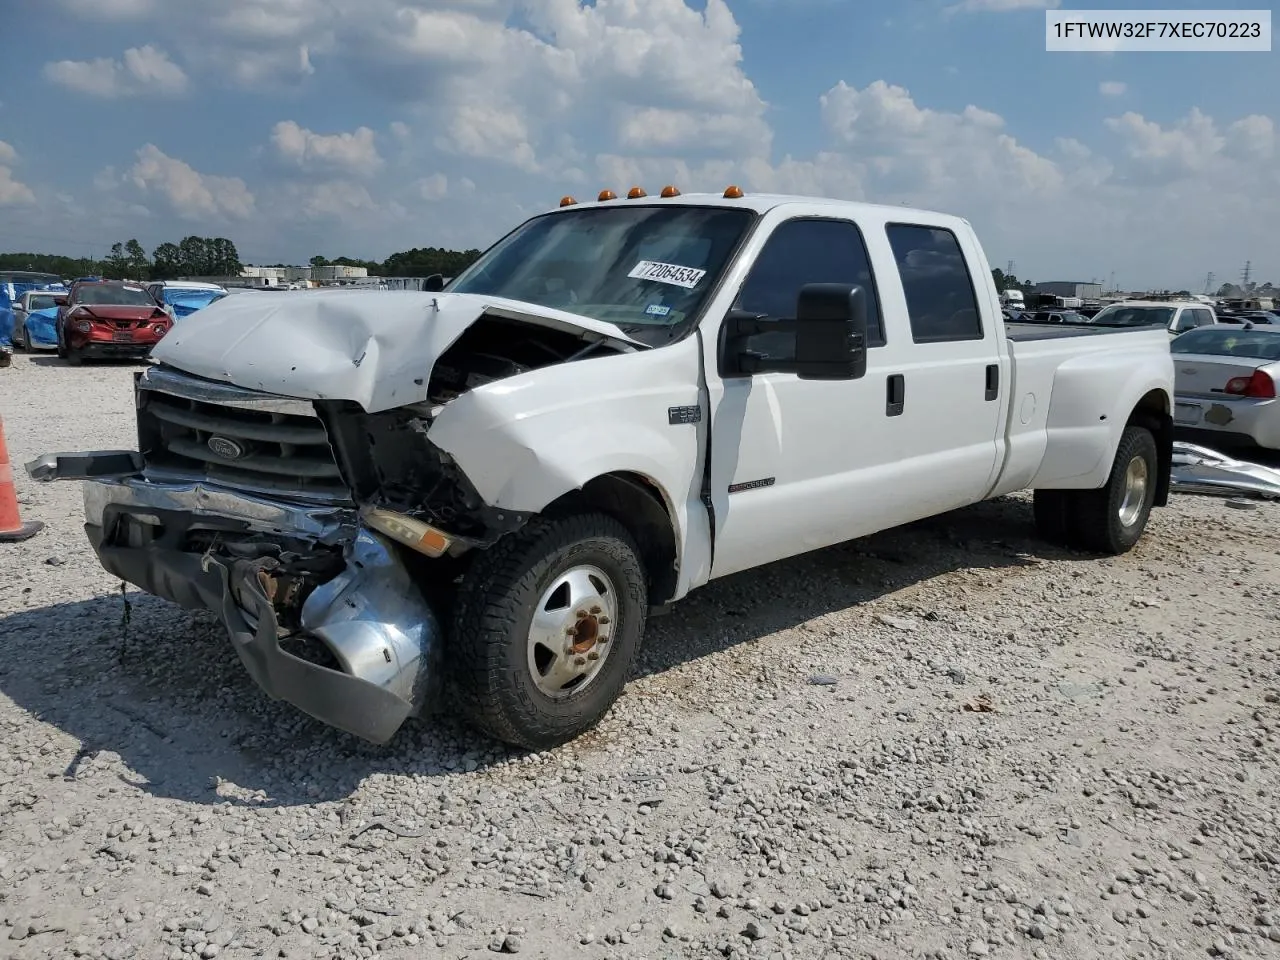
<box><xmin>150</xmin><ymin>289</ymin><xmax>645</xmax><ymax>413</ymax></box>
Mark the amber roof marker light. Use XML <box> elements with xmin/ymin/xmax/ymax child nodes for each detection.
<box><xmin>627</xmin><ymin>186</ymin><xmax>647</xmax><ymax>199</ymax></box>
<box><xmin>598</xmin><ymin>189</ymin><xmax>617</xmax><ymax>201</ymax></box>
<box><xmin>559</xmin><ymin>196</ymin><xmax>577</xmax><ymax>207</ymax></box>
<box><xmin>723</xmin><ymin>185</ymin><xmax>744</xmax><ymax>199</ymax></box>
<box><xmin>660</xmin><ymin>185</ymin><xmax>681</xmax><ymax>197</ymax></box>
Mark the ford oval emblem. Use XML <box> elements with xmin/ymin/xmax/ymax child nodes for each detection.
<box><xmin>207</xmin><ymin>436</ymin><xmax>246</xmax><ymax>460</ymax></box>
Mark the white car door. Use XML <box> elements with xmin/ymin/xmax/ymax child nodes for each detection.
<box><xmin>877</xmin><ymin>222</ymin><xmax>1007</xmax><ymax>515</ymax></box>
<box><xmin>702</xmin><ymin>211</ymin><xmax>1006</xmax><ymax>580</ymax></box>
<box><xmin>703</xmin><ymin>213</ymin><xmax>903</xmax><ymax>578</ymax></box>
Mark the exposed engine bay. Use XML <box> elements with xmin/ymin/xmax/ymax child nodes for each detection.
<box><xmin>318</xmin><ymin>315</ymin><xmax>627</xmax><ymax>546</ymax></box>
<box><xmin>424</xmin><ymin>315</ymin><xmax>625</xmax><ymax>404</ymax></box>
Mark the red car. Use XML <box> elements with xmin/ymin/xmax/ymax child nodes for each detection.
<box><xmin>55</xmin><ymin>280</ymin><xmax>174</xmax><ymax>365</ymax></box>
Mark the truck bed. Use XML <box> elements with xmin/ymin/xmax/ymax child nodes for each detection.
<box><xmin>1005</xmin><ymin>322</ymin><xmax>1162</xmax><ymax>342</ymax></box>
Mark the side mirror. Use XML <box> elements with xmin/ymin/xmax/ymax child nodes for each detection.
<box><xmin>53</xmin><ymin>295</ymin><xmax>69</xmax><ymax>306</ymax></box>
<box><xmin>718</xmin><ymin>283</ymin><xmax>868</xmax><ymax>381</ymax></box>
<box><xmin>423</xmin><ymin>274</ymin><xmax>445</xmax><ymax>292</ymax></box>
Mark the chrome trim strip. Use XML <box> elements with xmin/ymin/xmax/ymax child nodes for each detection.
<box><xmin>84</xmin><ymin>476</ymin><xmax>357</xmax><ymax>544</ymax></box>
<box><xmin>140</xmin><ymin>364</ymin><xmax>319</xmax><ymax>418</ymax></box>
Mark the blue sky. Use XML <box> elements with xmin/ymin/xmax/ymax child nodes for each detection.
<box><xmin>1</xmin><ymin>0</ymin><xmax>1276</xmax><ymax>290</ymax></box>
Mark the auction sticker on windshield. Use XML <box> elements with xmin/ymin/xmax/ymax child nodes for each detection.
<box><xmin>628</xmin><ymin>260</ymin><xmax>706</xmax><ymax>289</ymax></box>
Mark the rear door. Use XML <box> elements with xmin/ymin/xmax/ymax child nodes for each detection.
<box><xmin>877</xmin><ymin>222</ymin><xmax>1007</xmax><ymax>514</ymax></box>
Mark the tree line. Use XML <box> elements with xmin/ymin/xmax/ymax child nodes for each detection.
<box><xmin>0</xmin><ymin>240</ymin><xmax>483</xmax><ymax>282</ymax></box>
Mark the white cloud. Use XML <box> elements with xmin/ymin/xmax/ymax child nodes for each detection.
<box><xmin>0</xmin><ymin>167</ymin><xmax>36</xmax><ymax>206</ymax></box>
<box><xmin>295</xmin><ymin>181</ymin><xmax>380</xmax><ymax>220</ymax></box>
<box><xmin>270</xmin><ymin>121</ymin><xmax>383</xmax><ymax>176</ymax></box>
<box><xmin>0</xmin><ymin>141</ymin><xmax>35</xmax><ymax>206</ymax></box>
<box><xmin>126</xmin><ymin>144</ymin><xmax>256</xmax><ymax>220</ymax></box>
<box><xmin>32</xmin><ymin>0</ymin><xmax>1280</xmax><ymax>289</ymax></box>
<box><xmin>1104</xmin><ymin>107</ymin><xmax>1224</xmax><ymax>178</ymax></box>
<box><xmin>44</xmin><ymin>45</ymin><xmax>188</xmax><ymax>98</ymax></box>
<box><xmin>416</xmin><ymin>174</ymin><xmax>449</xmax><ymax>201</ymax></box>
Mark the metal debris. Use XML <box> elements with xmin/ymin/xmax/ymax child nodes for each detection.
<box><xmin>1170</xmin><ymin>442</ymin><xmax>1280</xmax><ymax>500</ymax></box>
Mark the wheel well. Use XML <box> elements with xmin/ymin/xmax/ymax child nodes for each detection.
<box><xmin>545</xmin><ymin>473</ymin><xmax>679</xmax><ymax>605</ymax></box>
<box><xmin>1127</xmin><ymin>389</ymin><xmax>1172</xmax><ymax>507</ymax></box>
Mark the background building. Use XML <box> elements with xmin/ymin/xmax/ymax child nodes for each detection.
<box><xmin>1034</xmin><ymin>281</ymin><xmax>1103</xmax><ymax>301</ymax></box>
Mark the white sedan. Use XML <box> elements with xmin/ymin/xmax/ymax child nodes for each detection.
<box><xmin>1171</xmin><ymin>324</ymin><xmax>1280</xmax><ymax>450</ymax></box>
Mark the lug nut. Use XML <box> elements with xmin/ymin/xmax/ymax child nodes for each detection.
<box><xmin>598</xmin><ymin>635</ymin><xmax>609</xmax><ymax>644</ymax></box>
<box><xmin>575</xmin><ymin>609</ymin><xmax>588</xmax><ymax>619</ymax></box>
<box><xmin>574</xmin><ymin>656</ymin><xmax>587</xmax><ymax>666</ymax></box>
<box><xmin>587</xmin><ymin>651</ymin><xmax>600</xmax><ymax>661</ymax></box>
<box><xmin>597</xmin><ymin>616</ymin><xmax>610</xmax><ymax>625</ymax></box>
<box><xmin>589</xmin><ymin>605</ymin><xmax>602</xmax><ymax>615</ymax></box>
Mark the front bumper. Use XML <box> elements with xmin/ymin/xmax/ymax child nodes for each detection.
<box><xmin>74</xmin><ymin>341</ymin><xmax>158</xmax><ymax>360</ymax></box>
<box><xmin>27</xmin><ymin>454</ymin><xmax>444</xmax><ymax>744</ymax></box>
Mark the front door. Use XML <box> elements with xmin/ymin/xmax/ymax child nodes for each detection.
<box><xmin>705</xmin><ymin>215</ymin><xmax>903</xmax><ymax>579</ymax></box>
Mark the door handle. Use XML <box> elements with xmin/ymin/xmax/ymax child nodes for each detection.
<box><xmin>886</xmin><ymin>373</ymin><xmax>905</xmax><ymax>417</ymax></box>
<box><xmin>985</xmin><ymin>363</ymin><xmax>999</xmax><ymax>401</ymax></box>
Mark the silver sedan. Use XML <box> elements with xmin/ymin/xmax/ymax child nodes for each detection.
<box><xmin>1171</xmin><ymin>324</ymin><xmax>1280</xmax><ymax>450</ymax></box>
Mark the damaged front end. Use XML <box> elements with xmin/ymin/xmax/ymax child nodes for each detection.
<box><xmin>26</xmin><ymin>367</ymin><xmax>452</xmax><ymax>744</ymax></box>
<box><xmin>26</xmin><ymin>296</ymin><xmax>638</xmax><ymax>743</ymax></box>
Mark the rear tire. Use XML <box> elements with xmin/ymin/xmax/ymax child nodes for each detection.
<box><xmin>450</xmin><ymin>512</ymin><xmax>648</xmax><ymax>751</ymax></box>
<box><xmin>1032</xmin><ymin>489</ymin><xmax>1074</xmax><ymax>546</ymax></box>
<box><xmin>1066</xmin><ymin>425</ymin><xmax>1158</xmax><ymax>555</ymax></box>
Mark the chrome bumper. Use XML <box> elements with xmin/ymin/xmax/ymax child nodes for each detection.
<box><xmin>25</xmin><ymin>453</ymin><xmax>443</xmax><ymax>744</ymax></box>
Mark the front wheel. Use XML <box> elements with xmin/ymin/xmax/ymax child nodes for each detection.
<box><xmin>450</xmin><ymin>512</ymin><xmax>648</xmax><ymax>750</ymax></box>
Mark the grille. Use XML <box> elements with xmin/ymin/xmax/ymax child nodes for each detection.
<box><xmin>137</xmin><ymin>366</ymin><xmax>350</xmax><ymax>502</ymax></box>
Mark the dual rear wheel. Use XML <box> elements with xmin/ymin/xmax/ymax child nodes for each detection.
<box><xmin>1033</xmin><ymin>424</ymin><xmax>1159</xmax><ymax>554</ymax></box>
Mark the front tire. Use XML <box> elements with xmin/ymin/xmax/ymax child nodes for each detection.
<box><xmin>450</xmin><ymin>512</ymin><xmax>648</xmax><ymax>751</ymax></box>
<box><xmin>66</xmin><ymin>346</ymin><xmax>83</xmax><ymax>366</ymax></box>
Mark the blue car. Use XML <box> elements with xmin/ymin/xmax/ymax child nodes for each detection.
<box><xmin>12</xmin><ymin>289</ymin><xmax>65</xmax><ymax>350</ymax></box>
<box><xmin>1</xmin><ymin>275</ymin><xmax>67</xmax><ymax>351</ymax></box>
<box><xmin>145</xmin><ymin>281</ymin><xmax>229</xmax><ymax>320</ymax></box>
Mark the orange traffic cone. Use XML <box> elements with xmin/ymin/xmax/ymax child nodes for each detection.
<box><xmin>0</xmin><ymin>413</ymin><xmax>44</xmax><ymax>542</ymax></box>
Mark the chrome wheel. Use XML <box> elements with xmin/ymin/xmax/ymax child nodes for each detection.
<box><xmin>526</xmin><ymin>564</ymin><xmax>618</xmax><ymax>700</ymax></box>
<box><xmin>1117</xmin><ymin>455</ymin><xmax>1149</xmax><ymax>527</ymax></box>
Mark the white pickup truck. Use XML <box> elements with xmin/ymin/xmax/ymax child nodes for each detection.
<box><xmin>27</xmin><ymin>187</ymin><xmax>1175</xmax><ymax>750</ymax></box>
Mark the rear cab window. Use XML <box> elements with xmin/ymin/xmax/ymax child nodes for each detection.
<box><xmin>885</xmin><ymin>224</ymin><xmax>985</xmax><ymax>343</ymax></box>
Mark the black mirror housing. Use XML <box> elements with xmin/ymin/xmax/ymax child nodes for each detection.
<box><xmin>423</xmin><ymin>274</ymin><xmax>445</xmax><ymax>292</ymax></box>
<box><xmin>719</xmin><ymin>282</ymin><xmax>868</xmax><ymax>381</ymax></box>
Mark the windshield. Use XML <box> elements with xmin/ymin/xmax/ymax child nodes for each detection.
<box><xmin>75</xmin><ymin>284</ymin><xmax>156</xmax><ymax>306</ymax></box>
<box><xmin>448</xmin><ymin>205</ymin><xmax>755</xmax><ymax>343</ymax></box>
<box><xmin>28</xmin><ymin>295</ymin><xmax>57</xmax><ymax>310</ymax></box>
<box><xmin>1090</xmin><ymin>304</ymin><xmax>1176</xmax><ymax>327</ymax></box>
<box><xmin>1172</xmin><ymin>328</ymin><xmax>1280</xmax><ymax>360</ymax></box>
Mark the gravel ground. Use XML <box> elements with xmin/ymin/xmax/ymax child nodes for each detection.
<box><xmin>1</xmin><ymin>351</ymin><xmax>1278</xmax><ymax>960</ymax></box>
